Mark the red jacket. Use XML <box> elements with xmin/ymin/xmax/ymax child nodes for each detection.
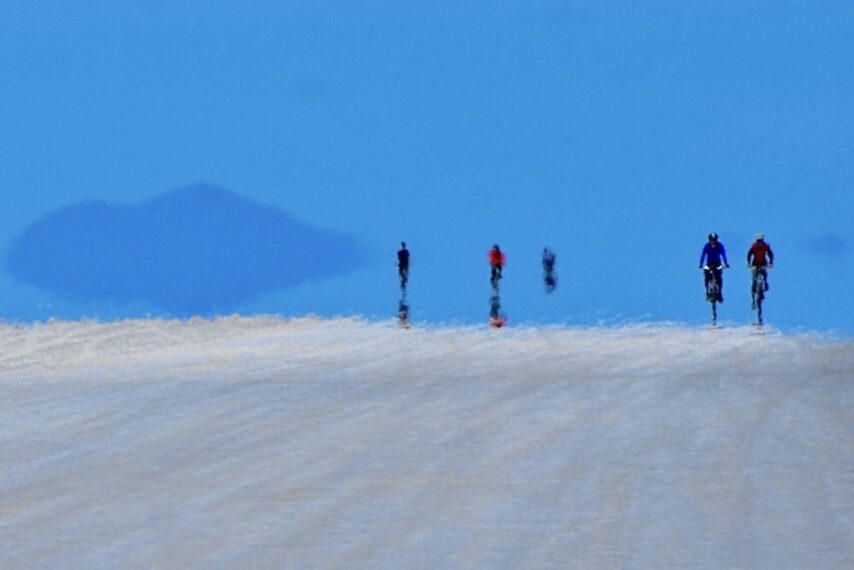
<box><xmin>488</xmin><ymin>249</ymin><xmax>506</xmax><ymax>267</ymax></box>
<box><xmin>747</xmin><ymin>241</ymin><xmax>774</xmax><ymax>266</ymax></box>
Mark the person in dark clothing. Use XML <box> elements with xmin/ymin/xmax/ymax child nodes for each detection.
<box><xmin>397</xmin><ymin>242</ymin><xmax>409</xmax><ymax>288</ymax></box>
<box><xmin>542</xmin><ymin>247</ymin><xmax>557</xmax><ymax>292</ymax></box>
<box><xmin>747</xmin><ymin>233</ymin><xmax>774</xmax><ymax>292</ymax></box>
<box><xmin>699</xmin><ymin>233</ymin><xmax>729</xmax><ymax>302</ymax></box>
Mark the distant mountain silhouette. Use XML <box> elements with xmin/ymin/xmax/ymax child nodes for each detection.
<box><xmin>4</xmin><ymin>185</ymin><xmax>366</xmax><ymax>316</ymax></box>
<box><xmin>804</xmin><ymin>232</ymin><xmax>851</xmax><ymax>259</ymax></box>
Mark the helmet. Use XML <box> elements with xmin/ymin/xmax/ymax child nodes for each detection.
<box><xmin>755</xmin><ymin>233</ymin><xmax>764</xmax><ymax>241</ymax></box>
<box><xmin>708</xmin><ymin>232</ymin><xmax>718</xmax><ymax>241</ymax></box>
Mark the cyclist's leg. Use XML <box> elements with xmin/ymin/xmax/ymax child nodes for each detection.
<box><xmin>751</xmin><ymin>267</ymin><xmax>758</xmax><ymax>308</ymax></box>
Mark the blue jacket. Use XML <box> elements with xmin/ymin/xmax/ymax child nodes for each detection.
<box><xmin>699</xmin><ymin>242</ymin><xmax>728</xmax><ymax>267</ymax></box>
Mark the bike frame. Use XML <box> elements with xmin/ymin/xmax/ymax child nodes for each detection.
<box><xmin>703</xmin><ymin>265</ymin><xmax>724</xmax><ymax>324</ymax></box>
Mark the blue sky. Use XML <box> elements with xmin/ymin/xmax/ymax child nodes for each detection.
<box><xmin>1</xmin><ymin>1</ymin><xmax>852</xmax><ymax>333</ymax></box>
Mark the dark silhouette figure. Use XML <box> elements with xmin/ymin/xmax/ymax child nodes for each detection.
<box><xmin>397</xmin><ymin>242</ymin><xmax>409</xmax><ymax>289</ymax></box>
<box><xmin>397</xmin><ymin>242</ymin><xmax>411</xmax><ymax>327</ymax></box>
<box><xmin>542</xmin><ymin>247</ymin><xmax>557</xmax><ymax>293</ymax></box>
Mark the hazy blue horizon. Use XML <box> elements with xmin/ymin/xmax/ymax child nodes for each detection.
<box><xmin>2</xmin><ymin>2</ymin><xmax>852</xmax><ymax>333</ymax></box>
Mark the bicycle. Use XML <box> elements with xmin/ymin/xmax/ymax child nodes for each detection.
<box><xmin>702</xmin><ymin>265</ymin><xmax>726</xmax><ymax>325</ymax></box>
<box><xmin>750</xmin><ymin>265</ymin><xmax>772</xmax><ymax>326</ymax></box>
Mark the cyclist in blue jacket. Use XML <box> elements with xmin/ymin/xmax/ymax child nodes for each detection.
<box><xmin>699</xmin><ymin>233</ymin><xmax>730</xmax><ymax>301</ymax></box>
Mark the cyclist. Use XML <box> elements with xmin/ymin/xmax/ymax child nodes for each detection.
<box><xmin>747</xmin><ymin>233</ymin><xmax>774</xmax><ymax>292</ymax></box>
<box><xmin>699</xmin><ymin>233</ymin><xmax>729</xmax><ymax>302</ymax></box>
<box><xmin>397</xmin><ymin>242</ymin><xmax>409</xmax><ymax>287</ymax></box>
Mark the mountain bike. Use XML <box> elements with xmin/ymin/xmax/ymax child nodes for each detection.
<box><xmin>750</xmin><ymin>265</ymin><xmax>771</xmax><ymax>326</ymax></box>
<box><xmin>703</xmin><ymin>265</ymin><xmax>725</xmax><ymax>325</ymax></box>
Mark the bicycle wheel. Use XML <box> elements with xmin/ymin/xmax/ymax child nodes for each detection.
<box><xmin>752</xmin><ymin>271</ymin><xmax>765</xmax><ymax>324</ymax></box>
<box><xmin>710</xmin><ymin>283</ymin><xmax>718</xmax><ymax>318</ymax></box>
<box><xmin>755</xmin><ymin>273</ymin><xmax>765</xmax><ymax>302</ymax></box>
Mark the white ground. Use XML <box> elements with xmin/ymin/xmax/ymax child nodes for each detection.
<box><xmin>1</xmin><ymin>317</ymin><xmax>852</xmax><ymax>569</ymax></box>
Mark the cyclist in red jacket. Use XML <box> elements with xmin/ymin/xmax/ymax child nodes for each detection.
<box><xmin>747</xmin><ymin>233</ymin><xmax>774</xmax><ymax>291</ymax></box>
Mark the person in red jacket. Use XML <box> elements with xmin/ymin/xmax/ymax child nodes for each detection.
<box><xmin>747</xmin><ymin>233</ymin><xmax>774</xmax><ymax>292</ymax></box>
<box><xmin>488</xmin><ymin>244</ymin><xmax>505</xmax><ymax>286</ymax></box>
